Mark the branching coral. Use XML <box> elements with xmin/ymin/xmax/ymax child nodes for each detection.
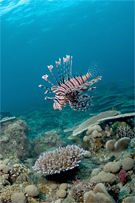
<box><xmin>9</xmin><ymin>164</ymin><xmax>30</xmax><ymax>183</ymax></box>
<box><xmin>116</xmin><ymin>126</ymin><xmax>135</xmax><ymax>139</ymax></box>
<box><xmin>32</xmin><ymin>145</ymin><xmax>86</xmax><ymax>175</ymax></box>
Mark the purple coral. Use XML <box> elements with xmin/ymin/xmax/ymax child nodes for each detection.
<box><xmin>118</xmin><ymin>170</ymin><xmax>127</xmax><ymax>183</ymax></box>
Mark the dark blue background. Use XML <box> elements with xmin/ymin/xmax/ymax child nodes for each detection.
<box><xmin>1</xmin><ymin>0</ymin><xmax>134</xmax><ymax>113</ymax></box>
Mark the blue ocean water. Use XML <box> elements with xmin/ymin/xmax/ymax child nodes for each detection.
<box><xmin>1</xmin><ymin>0</ymin><xmax>134</xmax><ymax>114</ymax></box>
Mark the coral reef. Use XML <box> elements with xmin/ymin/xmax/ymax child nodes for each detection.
<box><xmin>33</xmin><ymin>129</ymin><xmax>66</xmax><ymax>156</ymax></box>
<box><xmin>0</xmin><ymin>107</ymin><xmax>135</xmax><ymax>203</ymax></box>
<box><xmin>0</xmin><ymin>118</ymin><xmax>33</xmax><ymax>161</ymax></box>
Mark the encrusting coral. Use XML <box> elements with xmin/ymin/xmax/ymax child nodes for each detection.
<box><xmin>32</xmin><ymin>145</ymin><xmax>86</xmax><ymax>175</ymax></box>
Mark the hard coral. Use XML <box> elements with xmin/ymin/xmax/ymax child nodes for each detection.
<box><xmin>116</xmin><ymin>125</ymin><xmax>135</xmax><ymax>139</ymax></box>
<box><xmin>105</xmin><ymin>139</ymin><xmax>116</xmax><ymax>150</ymax></box>
<box><xmin>11</xmin><ymin>192</ymin><xmax>26</xmax><ymax>203</ymax></box>
<box><xmin>1</xmin><ymin>184</ymin><xmax>25</xmax><ymax>202</ymax></box>
<box><xmin>56</xmin><ymin>189</ymin><xmax>67</xmax><ymax>198</ymax></box>
<box><xmin>104</xmin><ymin>161</ymin><xmax>121</xmax><ymax>173</ymax></box>
<box><xmin>84</xmin><ymin>183</ymin><xmax>115</xmax><ymax>203</ymax></box>
<box><xmin>33</xmin><ymin>145</ymin><xmax>85</xmax><ymax>175</ymax></box>
<box><xmin>0</xmin><ymin>119</ymin><xmax>32</xmax><ymax>161</ymax></box>
<box><xmin>122</xmin><ymin>157</ymin><xmax>134</xmax><ymax>171</ymax></box>
<box><xmin>9</xmin><ymin>164</ymin><xmax>30</xmax><ymax>183</ymax></box>
<box><xmin>25</xmin><ymin>185</ymin><xmax>39</xmax><ymax>197</ymax></box>
<box><xmin>114</xmin><ymin>137</ymin><xmax>130</xmax><ymax>152</ymax></box>
<box><xmin>90</xmin><ymin>171</ymin><xmax>116</xmax><ymax>184</ymax></box>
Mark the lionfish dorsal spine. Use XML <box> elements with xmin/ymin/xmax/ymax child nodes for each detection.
<box><xmin>42</xmin><ymin>74</ymin><xmax>55</xmax><ymax>86</ymax></box>
<box><xmin>66</xmin><ymin>55</ymin><xmax>71</xmax><ymax>81</ymax></box>
<box><xmin>63</xmin><ymin>59</ymin><xmax>66</xmax><ymax>81</ymax></box>
<box><xmin>38</xmin><ymin>84</ymin><xmax>53</xmax><ymax>94</ymax></box>
<box><xmin>60</xmin><ymin>61</ymin><xmax>64</xmax><ymax>83</ymax></box>
<box><xmin>47</xmin><ymin>65</ymin><xmax>60</xmax><ymax>86</ymax></box>
<box><xmin>56</xmin><ymin>58</ymin><xmax>62</xmax><ymax>84</ymax></box>
<box><xmin>70</xmin><ymin>56</ymin><xmax>73</xmax><ymax>78</ymax></box>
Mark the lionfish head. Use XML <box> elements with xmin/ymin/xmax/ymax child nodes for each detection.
<box><xmin>39</xmin><ymin>55</ymin><xmax>102</xmax><ymax>111</ymax></box>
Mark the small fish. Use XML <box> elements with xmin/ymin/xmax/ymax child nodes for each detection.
<box><xmin>39</xmin><ymin>55</ymin><xmax>102</xmax><ymax>111</ymax></box>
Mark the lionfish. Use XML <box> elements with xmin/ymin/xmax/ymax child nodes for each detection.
<box><xmin>39</xmin><ymin>55</ymin><xmax>102</xmax><ymax>111</ymax></box>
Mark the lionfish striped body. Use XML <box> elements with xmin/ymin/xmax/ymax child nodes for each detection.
<box><xmin>39</xmin><ymin>55</ymin><xmax>102</xmax><ymax>111</ymax></box>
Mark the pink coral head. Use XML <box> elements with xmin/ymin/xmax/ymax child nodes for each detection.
<box><xmin>17</xmin><ymin>151</ymin><xmax>22</xmax><ymax>157</ymax></box>
<box><xmin>118</xmin><ymin>170</ymin><xmax>127</xmax><ymax>183</ymax></box>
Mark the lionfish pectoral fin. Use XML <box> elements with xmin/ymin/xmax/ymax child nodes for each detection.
<box><xmin>69</xmin><ymin>94</ymin><xmax>92</xmax><ymax>111</ymax></box>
